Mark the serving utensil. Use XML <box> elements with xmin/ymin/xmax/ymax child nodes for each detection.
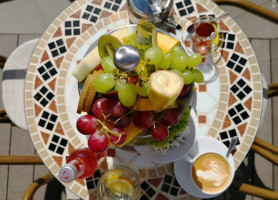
<box><xmin>226</xmin><ymin>137</ymin><xmax>238</xmax><ymax>158</ymax></box>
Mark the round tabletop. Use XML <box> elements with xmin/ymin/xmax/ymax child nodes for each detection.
<box><xmin>24</xmin><ymin>0</ymin><xmax>262</xmax><ymax>199</ymax></box>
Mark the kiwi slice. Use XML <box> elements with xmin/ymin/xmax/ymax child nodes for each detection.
<box><xmin>98</xmin><ymin>35</ymin><xmax>123</xmax><ymax>59</ymax></box>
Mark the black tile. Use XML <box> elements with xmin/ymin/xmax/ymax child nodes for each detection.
<box><xmin>235</xmin><ymin>104</ymin><xmax>244</xmax><ymax>112</ymax></box>
<box><xmin>237</xmin><ymin>79</ymin><xmax>246</xmax><ymax>87</ymax></box>
<box><xmin>104</xmin><ymin>2</ymin><xmax>112</xmax><ymax>9</ymax></box>
<box><xmin>42</xmin><ymin>73</ymin><xmax>50</xmax><ymax>81</ymax></box>
<box><xmin>223</xmin><ymin>140</ymin><xmax>230</xmax><ymax>148</ymax></box>
<box><xmin>40</xmin><ymin>86</ymin><xmax>48</xmax><ymax>94</ymax></box>
<box><xmin>234</xmin><ymin>65</ymin><xmax>243</xmax><ymax>73</ymax></box>
<box><xmin>237</xmin><ymin>91</ymin><xmax>246</xmax><ymax>100</ymax></box>
<box><xmin>236</xmin><ymin>140</ymin><xmax>240</xmax><ymax>145</ymax></box>
<box><xmin>223</xmin><ymin>32</ymin><xmax>227</xmax><ymax>39</ymax></box>
<box><xmin>46</xmin><ymin>92</ymin><xmax>54</xmax><ymax>100</ymax></box>
<box><xmin>146</xmin><ymin>187</ymin><xmax>156</xmax><ymax>197</ymax></box>
<box><xmin>112</xmin><ymin>4</ymin><xmax>119</xmax><ymax>11</ymax></box>
<box><xmin>164</xmin><ymin>175</ymin><xmax>173</xmax><ymax>184</ymax></box>
<box><xmin>228</xmin><ymin>108</ymin><xmax>236</xmax><ymax>117</ymax></box>
<box><xmin>94</xmin><ymin>178</ymin><xmax>99</xmax><ymax>186</ymax></box>
<box><xmin>56</xmin><ymin>39</ymin><xmax>64</xmax><ymax>46</ymax></box>
<box><xmin>45</xmin><ymin>61</ymin><xmax>53</xmax><ymax>68</ymax></box>
<box><xmin>38</xmin><ymin>66</ymin><xmax>46</xmax><ymax>73</ymax></box>
<box><xmin>227</xmin><ymin>42</ymin><xmax>234</xmax><ymax>49</ymax></box>
<box><xmin>73</xmin><ymin>29</ymin><xmax>80</xmax><ymax>35</ymax></box>
<box><xmin>56</xmin><ymin>146</ymin><xmax>64</xmax><ymax>155</ymax></box>
<box><xmin>94</xmin><ymin>170</ymin><xmax>101</xmax><ymax>178</ymax></box>
<box><xmin>65</xmin><ymin>29</ymin><xmax>71</xmax><ymax>35</ymax></box>
<box><xmin>48</xmin><ymin>42</ymin><xmax>56</xmax><ymax>49</ymax></box>
<box><xmin>73</xmin><ymin>20</ymin><xmax>79</xmax><ymax>27</ymax></box>
<box><xmin>60</xmin><ymin>138</ymin><xmax>68</xmax><ymax>146</ymax></box>
<box><xmin>243</xmin><ymin>85</ymin><xmax>252</xmax><ymax>94</ymax></box>
<box><xmin>140</xmin><ymin>195</ymin><xmax>149</xmax><ymax>200</ymax></box>
<box><xmin>94</xmin><ymin>7</ymin><xmax>101</xmax><ymax>15</ymax></box>
<box><xmin>38</xmin><ymin>119</ymin><xmax>46</xmax><ymax>127</ymax></box>
<box><xmin>115</xmin><ymin>0</ymin><xmax>122</xmax><ymax>4</ymax></box>
<box><xmin>232</xmin><ymin>116</ymin><xmax>242</xmax><ymax>124</ymax></box>
<box><xmin>34</xmin><ymin>93</ymin><xmax>42</xmax><ymax>101</ymax></box>
<box><xmin>231</xmin><ymin>54</ymin><xmax>239</xmax><ymax>62</ymax></box>
<box><xmin>48</xmin><ymin>143</ymin><xmax>56</xmax><ymax>151</ymax></box>
<box><xmin>59</xmin><ymin>46</ymin><xmax>67</xmax><ymax>54</ymax></box>
<box><xmin>141</xmin><ymin>181</ymin><xmax>149</xmax><ymax>190</ymax></box>
<box><xmin>222</xmin><ymin>41</ymin><xmax>226</xmax><ymax>48</ymax></box>
<box><xmin>228</xmin><ymin>129</ymin><xmax>237</xmax><ymax>137</ymax></box>
<box><xmin>231</xmin><ymin>85</ymin><xmax>239</xmax><ymax>93</ymax></box>
<box><xmin>170</xmin><ymin>187</ymin><xmax>179</xmax><ymax>196</ymax></box>
<box><xmin>86</xmin><ymin>5</ymin><xmax>93</xmax><ymax>12</ymax></box>
<box><xmin>172</xmin><ymin>178</ymin><xmax>180</xmax><ymax>187</ymax></box>
<box><xmin>49</xmin><ymin>68</ymin><xmax>57</xmax><ymax>76</ymax></box>
<box><xmin>40</xmin><ymin>98</ymin><xmax>48</xmax><ymax>107</ymax></box>
<box><xmin>239</xmin><ymin>57</ymin><xmax>247</xmax><ymax>65</ymax></box>
<box><xmin>161</xmin><ymin>183</ymin><xmax>170</xmax><ymax>193</ymax></box>
<box><xmin>51</xmin><ymin>50</ymin><xmax>59</xmax><ymax>57</ymax></box>
<box><xmin>42</xmin><ymin>111</ymin><xmax>49</xmax><ymax>119</ymax></box>
<box><xmin>82</xmin><ymin>12</ymin><xmax>90</xmax><ymax>20</ymax></box>
<box><xmin>184</xmin><ymin>0</ymin><xmax>192</xmax><ymax>6</ymax></box>
<box><xmin>52</xmin><ymin>135</ymin><xmax>60</xmax><ymax>143</ymax></box>
<box><xmin>226</xmin><ymin>60</ymin><xmax>235</xmax><ymax>69</ymax></box>
<box><xmin>90</xmin><ymin>16</ymin><xmax>98</xmax><ymax>23</ymax></box>
<box><xmin>50</xmin><ymin>114</ymin><xmax>57</xmax><ymax>122</ymax></box>
<box><xmin>46</xmin><ymin>123</ymin><xmax>54</xmax><ymax>130</ymax></box>
<box><xmin>86</xmin><ymin>181</ymin><xmax>94</xmax><ymax>189</ymax></box>
<box><xmin>86</xmin><ymin>177</ymin><xmax>93</xmax><ymax>181</ymax></box>
<box><xmin>179</xmin><ymin>9</ymin><xmax>187</xmax><ymax>16</ymax></box>
<box><xmin>187</xmin><ymin>6</ymin><xmax>194</xmax><ymax>14</ymax></box>
<box><xmin>176</xmin><ymin>2</ymin><xmax>183</xmax><ymax>9</ymax></box>
<box><xmin>65</xmin><ymin>21</ymin><xmax>71</xmax><ymax>27</ymax></box>
<box><xmin>228</xmin><ymin>34</ymin><xmax>235</xmax><ymax>41</ymax></box>
<box><xmin>240</xmin><ymin>111</ymin><xmax>249</xmax><ymax>120</ymax></box>
<box><xmin>220</xmin><ymin>131</ymin><xmax>228</xmax><ymax>140</ymax></box>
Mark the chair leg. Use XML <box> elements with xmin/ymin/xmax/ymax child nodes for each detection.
<box><xmin>0</xmin><ymin>155</ymin><xmax>43</xmax><ymax>165</ymax></box>
<box><xmin>268</xmin><ymin>83</ymin><xmax>278</xmax><ymax>97</ymax></box>
<box><xmin>22</xmin><ymin>173</ymin><xmax>54</xmax><ymax>200</ymax></box>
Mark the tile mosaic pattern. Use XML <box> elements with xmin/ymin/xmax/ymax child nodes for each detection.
<box><xmin>24</xmin><ymin>0</ymin><xmax>262</xmax><ymax>199</ymax></box>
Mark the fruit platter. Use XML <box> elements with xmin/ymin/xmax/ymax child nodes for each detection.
<box><xmin>69</xmin><ymin>20</ymin><xmax>204</xmax><ymax>159</ymax></box>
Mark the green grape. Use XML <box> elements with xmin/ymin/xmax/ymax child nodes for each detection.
<box><xmin>170</xmin><ymin>69</ymin><xmax>183</xmax><ymax>77</ymax></box>
<box><xmin>92</xmin><ymin>73</ymin><xmax>116</xmax><ymax>93</ymax></box>
<box><xmin>158</xmin><ymin>53</ymin><xmax>174</xmax><ymax>70</ymax></box>
<box><xmin>192</xmin><ymin>69</ymin><xmax>204</xmax><ymax>83</ymax></box>
<box><xmin>181</xmin><ymin>69</ymin><xmax>194</xmax><ymax>84</ymax></box>
<box><xmin>101</xmin><ymin>56</ymin><xmax>118</xmax><ymax>74</ymax></box>
<box><xmin>169</xmin><ymin>46</ymin><xmax>183</xmax><ymax>57</ymax></box>
<box><xmin>135</xmin><ymin>81</ymin><xmax>148</xmax><ymax>97</ymax></box>
<box><xmin>118</xmin><ymin>83</ymin><xmax>137</xmax><ymax>107</ymax></box>
<box><xmin>172</xmin><ymin>54</ymin><xmax>189</xmax><ymax>71</ymax></box>
<box><xmin>145</xmin><ymin>46</ymin><xmax>163</xmax><ymax>65</ymax></box>
<box><xmin>188</xmin><ymin>53</ymin><xmax>202</xmax><ymax>69</ymax></box>
<box><xmin>115</xmin><ymin>79</ymin><xmax>124</xmax><ymax>91</ymax></box>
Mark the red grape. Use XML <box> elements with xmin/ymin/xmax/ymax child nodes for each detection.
<box><xmin>179</xmin><ymin>84</ymin><xmax>190</xmax><ymax>97</ymax></box>
<box><xmin>109</xmin><ymin>128</ymin><xmax>126</xmax><ymax>145</ymax></box>
<box><xmin>109</xmin><ymin>97</ymin><xmax>128</xmax><ymax>117</ymax></box>
<box><xmin>76</xmin><ymin>115</ymin><xmax>97</xmax><ymax>135</ymax></box>
<box><xmin>92</xmin><ymin>97</ymin><xmax>109</xmax><ymax>121</ymax></box>
<box><xmin>162</xmin><ymin>109</ymin><xmax>180</xmax><ymax>126</ymax></box>
<box><xmin>151</xmin><ymin>123</ymin><xmax>169</xmax><ymax>141</ymax></box>
<box><xmin>88</xmin><ymin>131</ymin><xmax>108</xmax><ymax>153</ymax></box>
<box><xmin>133</xmin><ymin>111</ymin><xmax>154</xmax><ymax>130</ymax></box>
<box><xmin>108</xmin><ymin>114</ymin><xmax>131</xmax><ymax>129</ymax></box>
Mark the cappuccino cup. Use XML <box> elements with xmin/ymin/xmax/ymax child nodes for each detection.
<box><xmin>183</xmin><ymin>137</ymin><xmax>235</xmax><ymax>197</ymax></box>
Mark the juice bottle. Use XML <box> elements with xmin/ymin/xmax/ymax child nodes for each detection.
<box><xmin>59</xmin><ymin>147</ymin><xmax>98</xmax><ymax>183</ymax></box>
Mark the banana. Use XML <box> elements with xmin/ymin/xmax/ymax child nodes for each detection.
<box><xmin>147</xmin><ymin>70</ymin><xmax>183</xmax><ymax>112</ymax></box>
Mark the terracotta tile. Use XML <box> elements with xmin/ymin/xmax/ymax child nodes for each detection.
<box><xmin>41</xmin><ymin>51</ymin><xmax>49</xmax><ymax>62</ymax></box>
<box><xmin>100</xmin><ymin>10</ymin><xmax>113</xmax><ymax>18</ymax></box>
<box><xmin>82</xmin><ymin>24</ymin><xmax>92</xmax><ymax>33</ymax></box>
<box><xmin>34</xmin><ymin>103</ymin><xmax>43</xmax><ymax>117</ymax></box>
<box><xmin>34</xmin><ymin>76</ymin><xmax>43</xmax><ymax>89</ymax></box>
<box><xmin>198</xmin><ymin>115</ymin><xmax>206</xmax><ymax>123</ymax></box>
<box><xmin>70</xmin><ymin>10</ymin><xmax>81</xmax><ymax>19</ymax></box>
<box><xmin>52</xmin><ymin>156</ymin><xmax>62</xmax><ymax>167</ymax></box>
<box><xmin>68</xmin><ymin>143</ymin><xmax>75</xmax><ymax>154</ymax></box>
<box><xmin>111</xmin><ymin>15</ymin><xmax>119</xmax><ymax>22</ymax></box>
<box><xmin>196</xmin><ymin>4</ymin><xmax>208</xmax><ymax>13</ymax></box>
<box><xmin>155</xmin><ymin>193</ymin><xmax>168</xmax><ymax>200</ymax></box>
<box><xmin>238</xmin><ymin>123</ymin><xmax>247</xmax><ymax>136</ymax></box>
<box><xmin>66</xmin><ymin>37</ymin><xmax>76</xmax><ymax>49</ymax></box>
<box><xmin>48</xmin><ymin>78</ymin><xmax>56</xmax><ymax>91</ymax></box>
<box><xmin>49</xmin><ymin>100</ymin><xmax>57</xmax><ymax>113</ymax></box>
<box><xmin>232</xmin><ymin>148</ymin><xmax>237</xmax><ymax>155</ymax></box>
<box><xmin>53</xmin><ymin>27</ymin><xmax>62</xmax><ymax>38</ymax></box>
<box><xmin>244</xmin><ymin>97</ymin><xmax>252</xmax><ymax>111</ymax></box>
<box><xmin>180</xmin><ymin>188</ymin><xmax>187</xmax><ymax>195</ymax></box>
<box><xmin>199</xmin><ymin>84</ymin><xmax>207</xmax><ymax>92</ymax></box>
<box><xmin>91</xmin><ymin>0</ymin><xmax>102</xmax><ymax>6</ymax></box>
<box><xmin>184</xmin><ymin>40</ymin><xmax>190</xmax><ymax>47</ymax></box>
<box><xmin>120</xmin><ymin>4</ymin><xmax>128</xmax><ymax>11</ymax></box>
<box><xmin>41</xmin><ymin>132</ymin><xmax>50</xmax><ymax>144</ymax></box>
<box><xmin>221</xmin><ymin>50</ymin><xmax>229</xmax><ymax>62</ymax></box>
<box><xmin>229</xmin><ymin>70</ymin><xmax>238</xmax><ymax>84</ymax></box>
<box><xmin>222</xmin><ymin>115</ymin><xmax>231</xmax><ymax>129</ymax></box>
<box><xmin>55</xmin><ymin>122</ymin><xmax>64</xmax><ymax>135</ymax></box>
<box><xmin>54</xmin><ymin>56</ymin><xmax>64</xmax><ymax>68</ymax></box>
<box><xmin>148</xmin><ymin>177</ymin><xmax>163</xmax><ymax>187</ymax></box>
<box><xmin>235</xmin><ymin>42</ymin><xmax>244</xmax><ymax>54</ymax></box>
<box><xmin>75</xmin><ymin>179</ymin><xmax>85</xmax><ymax>186</ymax></box>
<box><xmin>242</xmin><ymin>68</ymin><xmax>251</xmax><ymax>81</ymax></box>
<box><xmin>220</xmin><ymin>20</ymin><xmax>229</xmax><ymax>31</ymax></box>
<box><xmin>228</xmin><ymin>93</ymin><xmax>237</xmax><ymax>106</ymax></box>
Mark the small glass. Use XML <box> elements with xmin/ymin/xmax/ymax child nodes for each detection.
<box><xmin>97</xmin><ymin>164</ymin><xmax>141</xmax><ymax>200</ymax></box>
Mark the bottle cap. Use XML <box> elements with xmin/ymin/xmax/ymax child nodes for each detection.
<box><xmin>59</xmin><ymin>164</ymin><xmax>77</xmax><ymax>183</ymax></box>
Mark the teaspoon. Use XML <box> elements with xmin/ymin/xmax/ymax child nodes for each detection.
<box><xmin>226</xmin><ymin>137</ymin><xmax>238</xmax><ymax>158</ymax></box>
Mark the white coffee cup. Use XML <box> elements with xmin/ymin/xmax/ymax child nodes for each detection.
<box><xmin>183</xmin><ymin>137</ymin><xmax>235</xmax><ymax>197</ymax></box>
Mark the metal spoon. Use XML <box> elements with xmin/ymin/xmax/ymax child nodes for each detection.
<box><xmin>226</xmin><ymin>137</ymin><xmax>238</xmax><ymax>158</ymax></box>
<box><xmin>113</xmin><ymin>45</ymin><xmax>140</xmax><ymax>72</ymax></box>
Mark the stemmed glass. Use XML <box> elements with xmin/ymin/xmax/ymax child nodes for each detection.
<box><xmin>184</xmin><ymin>16</ymin><xmax>223</xmax><ymax>83</ymax></box>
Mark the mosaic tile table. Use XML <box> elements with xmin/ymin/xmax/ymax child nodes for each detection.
<box><xmin>24</xmin><ymin>0</ymin><xmax>262</xmax><ymax>199</ymax></box>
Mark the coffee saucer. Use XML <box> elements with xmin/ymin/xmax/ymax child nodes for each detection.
<box><xmin>174</xmin><ymin>137</ymin><xmax>235</xmax><ymax>198</ymax></box>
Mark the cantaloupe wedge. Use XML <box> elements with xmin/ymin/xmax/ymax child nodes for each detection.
<box><xmin>157</xmin><ymin>32</ymin><xmax>181</xmax><ymax>54</ymax></box>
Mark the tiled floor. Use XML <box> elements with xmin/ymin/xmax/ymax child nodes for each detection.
<box><xmin>0</xmin><ymin>0</ymin><xmax>277</xmax><ymax>200</ymax></box>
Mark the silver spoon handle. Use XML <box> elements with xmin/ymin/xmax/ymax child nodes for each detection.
<box><xmin>226</xmin><ymin>137</ymin><xmax>238</xmax><ymax>158</ymax></box>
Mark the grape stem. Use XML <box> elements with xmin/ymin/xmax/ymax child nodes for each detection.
<box><xmin>96</xmin><ymin>119</ymin><xmax>122</xmax><ymax>143</ymax></box>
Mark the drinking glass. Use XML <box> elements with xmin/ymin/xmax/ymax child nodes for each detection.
<box><xmin>184</xmin><ymin>16</ymin><xmax>223</xmax><ymax>83</ymax></box>
<box><xmin>97</xmin><ymin>164</ymin><xmax>141</xmax><ymax>200</ymax></box>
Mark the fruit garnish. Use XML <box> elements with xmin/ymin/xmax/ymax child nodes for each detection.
<box><xmin>118</xmin><ymin>83</ymin><xmax>137</xmax><ymax>107</ymax></box>
<box><xmin>179</xmin><ymin>85</ymin><xmax>191</xmax><ymax>97</ymax></box>
<box><xmin>161</xmin><ymin>109</ymin><xmax>180</xmax><ymax>127</ymax></box>
<box><xmin>92</xmin><ymin>97</ymin><xmax>110</xmax><ymax>121</ymax></box>
<box><xmin>192</xmin><ymin>68</ymin><xmax>204</xmax><ymax>83</ymax></box>
<box><xmin>136</xmin><ymin>20</ymin><xmax>157</xmax><ymax>47</ymax></box>
<box><xmin>108</xmin><ymin>114</ymin><xmax>131</xmax><ymax>129</ymax></box>
<box><xmin>111</xmin><ymin>27</ymin><xmax>132</xmax><ymax>44</ymax></box>
<box><xmin>109</xmin><ymin>128</ymin><xmax>127</xmax><ymax>145</ymax></box>
<box><xmin>105</xmin><ymin>175</ymin><xmax>134</xmax><ymax>197</ymax></box>
<box><xmin>133</xmin><ymin>98</ymin><xmax>154</xmax><ymax>111</ymax></box>
<box><xmin>92</xmin><ymin>73</ymin><xmax>116</xmax><ymax>93</ymax></box>
<box><xmin>109</xmin><ymin>96</ymin><xmax>129</xmax><ymax>117</ymax></box>
<box><xmin>77</xmin><ymin>70</ymin><xmax>104</xmax><ymax>113</ymax></box>
<box><xmin>98</xmin><ymin>35</ymin><xmax>123</xmax><ymax>58</ymax></box>
<box><xmin>88</xmin><ymin>130</ymin><xmax>108</xmax><ymax>153</ymax></box>
<box><xmin>151</xmin><ymin>122</ymin><xmax>169</xmax><ymax>141</ymax></box>
<box><xmin>157</xmin><ymin>32</ymin><xmax>181</xmax><ymax>54</ymax></box>
<box><xmin>76</xmin><ymin>115</ymin><xmax>97</xmax><ymax>135</ymax></box>
<box><xmin>148</xmin><ymin>70</ymin><xmax>183</xmax><ymax>112</ymax></box>
<box><xmin>133</xmin><ymin>111</ymin><xmax>154</xmax><ymax>130</ymax></box>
